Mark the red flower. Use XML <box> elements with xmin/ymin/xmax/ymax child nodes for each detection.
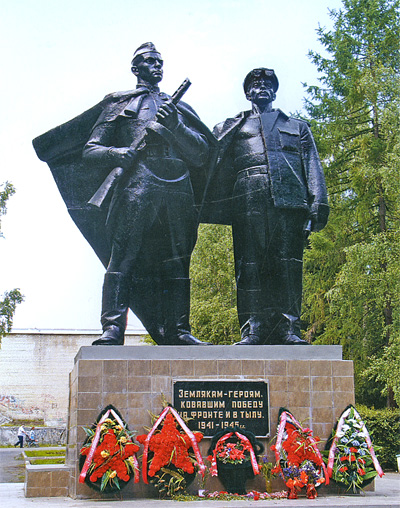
<box><xmin>137</xmin><ymin>413</ymin><xmax>203</xmax><ymax>476</ymax></box>
<box><xmin>339</xmin><ymin>466</ymin><xmax>348</xmax><ymax>472</ymax></box>
<box><xmin>213</xmin><ymin>435</ymin><xmax>253</xmax><ymax>465</ymax></box>
<box><xmin>122</xmin><ymin>442</ymin><xmax>139</xmax><ymax>458</ymax></box>
<box><xmin>80</xmin><ymin>421</ymin><xmax>139</xmax><ymax>488</ymax></box>
<box><xmin>357</xmin><ymin>468</ymin><xmax>366</xmax><ymax>476</ymax></box>
<box><xmin>300</xmin><ymin>471</ymin><xmax>308</xmax><ymax>484</ymax></box>
<box><xmin>282</xmin><ymin>428</ymin><xmax>322</xmax><ymax>466</ymax></box>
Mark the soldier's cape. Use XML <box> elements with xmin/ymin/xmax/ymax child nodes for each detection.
<box><xmin>33</xmin><ymin>90</ymin><xmax>217</xmax><ymax>267</ymax></box>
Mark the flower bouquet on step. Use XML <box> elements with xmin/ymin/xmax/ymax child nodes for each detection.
<box><xmin>207</xmin><ymin>427</ymin><xmax>264</xmax><ymax>495</ymax></box>
<box><xmin>136</xmin><ymin>405</ymin><xmax>205</xmax><ymax>497</ymax></box>
<box><xmin>271</xmin><ymin>408</ymin><xmax>328</xmax><ymax>499</ymax></box>
<box><xmin>326</xmin><ymin>404</ymin><xmax>384</xmax><ymax>493</ymax></box>
<box><xmin>79</xmin><ymin>405</ymin><xmax>140</xmax><ymax>493</ymax></box>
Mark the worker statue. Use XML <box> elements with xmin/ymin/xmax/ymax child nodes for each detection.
<box><xmin>202</xmin><ymin>68</ymin><xmax>329</xmax><ymax>345</ymax></box>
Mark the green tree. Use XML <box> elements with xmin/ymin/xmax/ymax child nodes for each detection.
<box><xmin>0</xmin><ymin>181</ymin><xmax>16</xmax><ymax>236</ymax></box>
<box><xmin>0</xmin><ymin>182</ymin><xmax>23</xmax><ymax>339</ymax></box>
<box><xmin>302</xmin><ymin>0</ymin><xmax>400</xmax><ymax>407</ymax></box>
<box><xmin>190</xmin><ymin>224</ymin><xmax>240</xmax><ymax>344</ymax></box>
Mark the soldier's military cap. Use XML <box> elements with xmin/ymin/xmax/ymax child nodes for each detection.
<box><xmin>131</xmin><ymin>42</ymin><xmax>161</xmax><ymax>65</ymax></box>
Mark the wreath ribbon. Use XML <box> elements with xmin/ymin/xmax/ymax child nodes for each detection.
<box><xmin>141</xmin><ymin>406</ymin><xmax>206</xmax><ymax>484</ymax></box>
<box><xmin>79</xmin><ymin>409</ymin><xmax>139</xmax><ymax>484</ymax></box>
<box><xmin>327</xmin><ymin>406</ymin><xmax>383</xmax><ymax>478</ymax></box>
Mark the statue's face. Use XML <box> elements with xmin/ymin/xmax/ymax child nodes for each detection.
<box><xmin>132</xmin><ymin>52</ymin><xmax>163</xmax><ymax>85</ymax></box>
<box><xmin>246</xmin><ymin>77</ymin><xmax>276</xmax><ymax>106</ymax></box>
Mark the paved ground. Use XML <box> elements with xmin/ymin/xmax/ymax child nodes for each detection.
<box><xmin>0</xmin><ymin>449</ymin><xmax>25</xmax><ymax>483</ymax></box>
<box><xmin>0</xmin><ymin>449</ymin><xmax>398</xmax><ymax>507</ymax></box>
<box><xmin>0</xmin><ymin>473</ymin><xmax>397</xmax><ymax>508</ymax></box>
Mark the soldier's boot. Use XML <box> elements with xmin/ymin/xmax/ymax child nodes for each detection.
<box><xmin>165</xmin><ymin>278</ymin><xmax>211</xmax><ymax>345</ymax></box>
<box><xmin>92</xmin><ymin>272</ymin><xmax>128</xmax><ymax>346</ymax></box>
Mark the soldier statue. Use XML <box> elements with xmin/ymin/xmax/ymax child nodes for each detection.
<box><xmin>33</xmin><ymin>43</ymin><xmax>215</xmax><ymax>346</ymax></box>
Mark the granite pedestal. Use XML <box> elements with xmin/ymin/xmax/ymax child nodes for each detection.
<box><xmin>66</xmin><ymin>345</ymin><xmax>354</xmax><ymax>499</ymax></box>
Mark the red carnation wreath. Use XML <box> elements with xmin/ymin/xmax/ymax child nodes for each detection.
<box><xmin>136</xmin><ymin>406</ymin><xmax>205</xmax><ymax>496</ymax></box>
<box><xmin>79</xmin><ymin>405</ymin><xmax>140</xmax><ymax>493</ymax></box>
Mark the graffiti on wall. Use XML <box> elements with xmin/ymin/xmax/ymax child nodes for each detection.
<box><xmin>0</xmin><ymin>394</ymin><xmax>44</xmax><ymax>424</ymax></box>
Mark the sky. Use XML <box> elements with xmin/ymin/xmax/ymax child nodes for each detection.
<box><xmin>0</xmin><ymin>0</ymin><xmax>344</xmax><ymax>333</ymax></box>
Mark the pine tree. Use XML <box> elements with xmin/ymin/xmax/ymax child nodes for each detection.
<box><xmin>302</xmin><ymin>0</ymin><xmax>400</xmax><ymax>407</ymax></box>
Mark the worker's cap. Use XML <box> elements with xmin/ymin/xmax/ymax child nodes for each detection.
<box><xmin>243</xmin><ymin>68</ymin><xmax>279</xmax><ymax>93</ymax></box>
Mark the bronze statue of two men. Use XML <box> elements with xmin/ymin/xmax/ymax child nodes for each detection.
<box><xmin>33</xmin><ymin>43</ymin><xmax>329</xmax><ymax>347</ymax></box>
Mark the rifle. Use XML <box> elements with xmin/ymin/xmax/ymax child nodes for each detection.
<box><xmin>88</xmin><ymin>78</ymin><xmax>191</xmax><ymax>209</ymax></box>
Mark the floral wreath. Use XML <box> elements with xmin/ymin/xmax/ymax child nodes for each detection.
<box><xmin>79</xmin><ymin>405</ymin><xmax>140</xmax><ymax>493</ymax></box>
<box><xmin>207</xmin><ymin>429</ymin><xmax>262</xmax><ymax>477</ymax></box>
<box><xmin>136</xmin><ymin>406</ymin><xmax>205</xmax><ymax>496</ymax></box>
<box><xmin>326</xmin><ymin>404</ymin><xmax>384</xmax><ymax>492</ymax></box>
<box><xmin>271</xmin><ymin>408</ymin><xmax>328</xmax><ymax>499</ymax></box>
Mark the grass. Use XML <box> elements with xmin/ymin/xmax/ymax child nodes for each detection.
<box><xmin>25</xmin><ymin>449</ymin><xmax>65</xmax><ymax>458</ymax></box>
<box><xmin>30</xmin><ymin>458</ymin><xmax>65</xmax><ymax>465</ymax></box>
<box><xmin>24</xmin><ymin>448</ymin><xmax>66</xmax><ymax>466</ymax></box>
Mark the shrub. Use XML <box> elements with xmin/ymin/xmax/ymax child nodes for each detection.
<box><xmin>357</xmin><ymin>405</ymin><xmax>400</xmax><ymax>470</ymax></box>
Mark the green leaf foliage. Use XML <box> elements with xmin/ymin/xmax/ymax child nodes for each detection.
<box><xmin>0</xmin><ymin>182</ymin><xmax>23</xmax><ymax>340</ymax></box>
<box><xmin>357</xmin><ymin>405</ymin><xmax>400</xmax><ymax>469</ymax></box>
<box><xmin>364</xmin><ymin>339</ymin><xmax>400</xmax><ymax>408</ymax></box>
<box><xmin>100</xmin><ymin>470</ymin><xmax>111</xmax><ymax>491</ymax></box>
<box><xmin>0</xmin><ymin>181</ymin><xmax>15</xmax><ymax>238</ymax></box>
<box><xmin>190</xmin><ymin>224</ymin><xmax>240</xmax><ymax>344</ymax></box>
<box><xmin>302</xmin><ymin>0</ymin><xmax>400</xmax><ymax>407</ymax></box>
<box><xmin>0</xmin><ymin>289</ymin><xmax>24</xmax><ymax>339</ymax></box>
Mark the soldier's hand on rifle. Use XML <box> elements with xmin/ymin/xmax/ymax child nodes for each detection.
<box><xmin>108</xmin><ymin>147</ymin><xmax>137</xmax><ymax>169</ymax></box>
<box><xmin>156</xmin><ymin>100</ymin><xmax>180</xmax><ymax>130</ymax></box>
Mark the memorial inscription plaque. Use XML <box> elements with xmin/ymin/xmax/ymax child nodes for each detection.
<box><xmin>173</xmin><ymin>380</ymin><xmax>269</xmax><ymax>437</ymax></box>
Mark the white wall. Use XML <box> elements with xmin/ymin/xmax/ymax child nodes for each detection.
<box><xmin>0</xmin><ymin>332</ymin><xmax>142</xmax><ymax>426</ymax></box>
